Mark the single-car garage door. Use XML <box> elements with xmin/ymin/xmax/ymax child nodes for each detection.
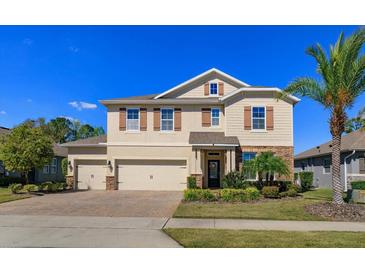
<box><xmin>77</xmin><ymin>165</ymin><xmax>107</xmax><ymax>190</ymax></box>
<box><xmin>117</xmin><ymin>159</ymin><xmax>187</xmax><ymax>191</ymax></box>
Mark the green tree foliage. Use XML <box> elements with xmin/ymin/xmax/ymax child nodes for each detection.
<box><xmin>283</xmin><ymin>29</ymin><xmax>365</xmax><ymax>204</ymax></box>
<box><xmin>243</xmin><ymin>152</ymin><xmax>290</xmax><ymax>183</ymax></box>
<box><xmin>0</xmin><ymin>122</ymin><xmax>54</xmax><ymax>183</ymax></box>
<box><xmin>47</xmin><ymin>117</ymin><xmax>73</xmax><ymax>143</ymax></box>
<box><xmin>345</xmin><ymin>107</ymin><xmax>365</xmax><ymax>133</ymax></box>
<box><xmin>61</xmin><ymin>158</ymin><xmax>68</xmax><ymax>177</ymax></box>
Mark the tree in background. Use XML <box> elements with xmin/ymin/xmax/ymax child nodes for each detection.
<box><xmin>284</xmin><ymin>29</ymin><xmax>365</xmax><ymax>204</ymax></box>
<box><xmin>345</xmin><ymin>107</ymin><xmax>365</xmax><ymax>133</ymax></box>
<box><xmin>0</xmin><ymin>122</ymin><xmax>54</xmax><ymax>183</ymax></box>
<box><xmin>47</xmin><ymin>117</ymin><xmax>73</xmax><ymax>143</ymax></box>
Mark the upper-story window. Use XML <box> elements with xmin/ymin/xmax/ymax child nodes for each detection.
<box><xmin>211</xmin><ymin>108</ymin><xmax>220</xmax><ymax>127</ymax></box>
<box><xmin>161</xmin><ymin>108</ymin><xmax>174</xmax><ymax>131</ymax></box>
<box><xmin>252</xmin><ymin>107</ymin><xmax>265</xmax><ymax>130</ymax></box>
<box><xmin>210</xmin><ymin>83</ymin><xmax>218</xmax><ymax>95</ymax></box>
<box><xmin>127</xmin><ymin>108</ymin><xmax>140</xmax><ymax>131</ymax></box>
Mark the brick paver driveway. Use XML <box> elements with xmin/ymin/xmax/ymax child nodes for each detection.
<box><xmin>0</xmin><ymin>191</ymin><xmax>183</xmax><ymax>217</ymax></box>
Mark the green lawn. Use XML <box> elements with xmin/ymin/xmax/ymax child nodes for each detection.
<box><xmin>173</xmin><ymin>188</ymin><xmax>333</xmax><ymax>221</ymax></box>
<box><xmin>0</xmin><ymin>187</ymin><xmax>30</xmax><ymax>204</ymax></box>
<box><xmin>164</xmin><ymin>228</ymin><xmax>365</xmax><ymax>248</ymax></box>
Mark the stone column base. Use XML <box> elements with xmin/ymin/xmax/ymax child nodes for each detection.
<box><xmin>106</xmin><ymin>176</ymin><xmax>118</xmax><ymax>190</ymax></box>
<box><xmin>66</xmin><ymin>176</ymin><xmax>74</xmax><ymax>190</ymax></box>
<box><xmin>191</xmin><ymin>174</ymin><xmax>203</xmax><ymax>189</ymax></box>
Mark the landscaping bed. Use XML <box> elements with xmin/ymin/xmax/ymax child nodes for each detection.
<box><xmin>305</xmin><ymin>202</ymin><xmax>365</xmax><ymax>222</ymax></box>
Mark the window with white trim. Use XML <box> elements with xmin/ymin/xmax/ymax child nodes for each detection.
<box><xmin>161</xmin><ymin>108</ymin><xmax>174</xmax><ymax>131</ymax></box>
<box><xmin>323</xmin><ymin>158</ymin><xmax>331</xmax><ymax>174</ymax></box>
<box><xmin>211</xmin><ymin>108</ymin><xmax>220</xmax><ymax>126</ymax></box>
<box><xmin>210</xmin><ymin>83</ymin><xmax>218</xmax><ymax>95</ymax></box>
<box><xmin>43</xmin><ymin>165</ymin><xmax>49</xmax><ymax>174</ymax></box>
<box><xmin>50</xmin><ymin>158</ymin><xmax>57</xmax><ymax>174</ymax></box>
<box><xmin>126</xmin><ymin>108</ymin><xmax>140</xmax><ymax>131</ymax></box>
<box><xmin>252</xmin><ymin>107</ymin><xmax>265</xmax><ymax>130</ymax></box>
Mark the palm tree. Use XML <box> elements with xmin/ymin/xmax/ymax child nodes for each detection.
<box><xmin>283</xmin><ymin>29</ymin><xmax>365</xmax><ymax>204</ymax></box>
<box><xmin>244</xmin><ymin>152</ymin><xmax>290</xmax><ymax>184</ymax></box>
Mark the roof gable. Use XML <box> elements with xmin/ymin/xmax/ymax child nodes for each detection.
<box><xmin>154</xmin><ymin>68</ymin><xmax>250</xmax><ymax>99</ymax></box>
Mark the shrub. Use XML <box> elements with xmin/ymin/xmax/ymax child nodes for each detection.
<box><xmin>262</xmin><ymin>186</ymin><xmax>280</xmax><ymax>198</ymax></box>
<box><xmin>183</xmin><ymin>189</ymin><xmax>216</xmax><ymax>201</ymax></box>
<box><xmin>294</xmin><ymin>173</ymin><xmax>299</xmax><ymax>181</ymax></box>
<box><xmin>351</xmin><ymin>181</ymin><xmax>365</xmax><ymax>190</ymax></box>
<box><xmin>243</xmin><ymin>187</ymin><xmax>260</xmax><ymax>200</ymax></box>
<box><xmin>8</xmin><ymin>183</ymin><xmax>23</xmax><ymax>194</ymax></box>
<box><xmin>299</xmin><ymin>171</ymin><xmax>313</xmax><ymax>192</ymax></box>
<box><xmin>0</xmin><ymin>176</ymin><xmax>26</xmax><ymax>187</ymax></box>
<box><xmin>279</xmin><ymin>188</ymin><xmax>297</xmax><ymax>198</ymax></box>
<box><xmin>220</xmin><ymin>189</ymin><xmax>238</xmax><ymax>202</ymax></box>
<box><xmin>39</xmin><ymin>181</ymin><xmax>53</xmax><ymax>192</ymax></box>
<box><xmin>61</xmin><ymin>158</ymin><xmax>68</xmax><ymax>177</ymax></box>
<box><xmin>187</xmin><ymin>176</ymin><xmax>198</xmax><ymax>189</ymax></box>
<box><xmin>222</xmin><ymin>171</ymin><xmax>249</xmax><ymax>189</ymax></box>
<box><xmin>22</xmin><ymin>184</ymin><xmax>38</xmax><ymax>192</ymax></box>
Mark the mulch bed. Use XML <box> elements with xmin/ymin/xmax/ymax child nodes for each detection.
<box><xmin>305</xmin><ymin>202</ymin><xmax>365</xmax><ymax>222</ymax></box>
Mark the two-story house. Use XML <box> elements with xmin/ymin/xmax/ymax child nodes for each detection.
<box><xmin>63</xmin><ymin>68</ymin><xmax>300</xmax><ymax>191</ymax></box>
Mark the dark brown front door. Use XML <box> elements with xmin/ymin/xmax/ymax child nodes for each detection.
<box><xmin>208</xmin><ymin>160</ymin><xmax>220</xmax><ymax>188</ymax></box>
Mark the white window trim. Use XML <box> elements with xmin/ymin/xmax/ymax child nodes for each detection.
<box><xmin>251</xmin><ymin>105</ymin><xmax>266</xmax><ymax>132</ymax></box>
<box><xmin>211</xmin><ymin>108</ymin><xmax>220</xmax><ymax>127</ymax></box>
<box><xmin>160</xmin><ymin>107</ymin><xmax>174</xmax><ymax>132</ymax></box>
<box><xmin>126</xmin><ymin>107</ymin><xmax>140</xmax><ymax>132</ymax></box>
<box><xmin>209</xmin><ymin>81</ymin><xmax>219</xmax><ymax>97</ymax></box>
<box><xmin>323</xmin><ymin>158</ymin><xmax>332</xmax><ymax>174</ymax></box>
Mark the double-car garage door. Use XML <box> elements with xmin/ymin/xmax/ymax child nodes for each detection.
<box><xmin>76</xmin><ymin>159</ymin><xmax>187</xmax><ymax>191</ymax></box>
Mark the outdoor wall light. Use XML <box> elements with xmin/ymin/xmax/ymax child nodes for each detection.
<box><xmin>107</xmin><ymin>160</ymin><xmax>112</xmax><ymax>169</ymax></box>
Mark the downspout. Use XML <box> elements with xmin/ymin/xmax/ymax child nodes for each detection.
<box><xmin>344</xmin><ymin>150</ymin><xmax>356</xmax><ymax>192</ymax></box>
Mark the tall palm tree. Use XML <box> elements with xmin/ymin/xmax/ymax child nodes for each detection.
<box><xmin>283</xmin><ymin>29</ymin><xmax>365</xmax><ymax>204</ymax></box>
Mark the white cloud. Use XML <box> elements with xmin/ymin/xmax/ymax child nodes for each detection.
<box><xmin>68</xmin><ymin>101</ymin><xmax>97</xmax><ymax>111</ymax></box>
<box><xmin>0</xmin><ymin>110</ymin><xmax>6</xmax><ymax>115</ymax></box>
<box><xmin>23</xmin><ymin>38</ymin><xmax>33</xmax><ymax>46</ymax></box>
<box><xmin>68</xmin><ymin>46</ymin><xmax>80</xmax><ymax>53</ymax></box>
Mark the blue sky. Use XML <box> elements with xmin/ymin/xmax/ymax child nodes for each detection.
<box><xmin>0</xmin><ymin>26</ymin><xmax>364</xmax><ymax>154</ymax></box>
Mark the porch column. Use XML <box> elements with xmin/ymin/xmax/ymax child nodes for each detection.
<box><xmin>231</xmin><ymin>149</ymin><xmax>236</xmax><ymax>171</ymax></box>
<box><xmin>106</xmin><ymin>158</ymin><xmax>117</xmax><ymax>190</ymax></box>
<box><xmin>225</xmin><ymin>150</ymin><xmax>231</xmax><ymax>174</ymax></box>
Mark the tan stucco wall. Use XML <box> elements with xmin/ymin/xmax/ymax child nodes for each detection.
<box><xmin>107</xmin><ymin>104</ymin><xmax>225</xmax><ymax>145</ymax></box>
<box><xmin>67</xmin><ymin>147</ymin><xmax>107</xmax><ymax>176</ymax></box>
<box><xmin>225</xmin><ymin>91</ymin><xmax>294</xmax><ymax>146</ymax></box>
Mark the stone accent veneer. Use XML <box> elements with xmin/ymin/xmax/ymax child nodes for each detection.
<box><xmin>66</xmin><ymin>176</ymin><xmax>74</xmax><ymax>190</ymax></box>
<box><xmin>106</xmin><ymin>176</ymin><xmax>118</xmax><ymax>190</ymax></box>
<box><xmin>237</xmin><ymin>146</ymin><xmax>294</xmax><ymax>180</ymax></box>
<box><xmin>191</xmin><ymin>174</ymin><xmax>203</xmax><ymax>189</ymax></box>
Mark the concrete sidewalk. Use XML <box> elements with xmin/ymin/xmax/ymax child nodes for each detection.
<box><xmin>0</xmin><ymin>215</ymin><xmax>181</xmax><ymax>248</ymax></box>
<box><xmin>165</xmin><ymin>218</ymin><xmax>365</xmax><ymax>232</ymax></box>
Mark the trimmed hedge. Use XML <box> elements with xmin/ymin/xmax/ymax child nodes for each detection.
<box><xmin>351</xmin><ymin>181</ymin><xmax>365</xmax><ymax>190</ymax></box>
<box><xmin>22</xmin><ymin>184</ymin><xmax>39</xmax><ymax>192</ymax></box>
<box><xmin>299</xmin><ymin>171</ymin><xmax>313</xmax><ymax>191</ymax></box>
<box><xmin>183</xmin><ymin>187</ymin><xmax>260</xmax><ymax>202</ymax></box>
<box><xmin>0</xmin><ymin>176</ymin><xmax>26</xmax><ymax>187</ymax></box>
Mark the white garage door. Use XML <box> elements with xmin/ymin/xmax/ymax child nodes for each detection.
<box><xmin>77</xmin><ymin>165</ymin><xmax>107</xmax><ymax>190</ymax></box>
<box><xmin>118</xmin><ymin>159</ymin><xmax>187</xmax><ymax>191</ymax></box>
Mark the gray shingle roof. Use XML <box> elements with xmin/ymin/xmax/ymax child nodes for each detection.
<box><xmin>0</xmin><ymin>127</ymin><xmax>10</xmax><ymax>135</ymax></box>
<box><xmin>62</xmin><ymin>135</ymin><xmax>107</xmax><ymax>147</ymax></box>
<box><xmin>295</xmin><ymin>130</ymin><xmax>365</xmax><ymax>160</ymax></box>
<box><xmin>53</xmin><ymin>144</ymin><xmax>68</xmax><ymax>157</ymax></box>
<box><xmin>189</xmin><ymin>132</ymin><xmax>239</xmax><ymax>145</ymax></box>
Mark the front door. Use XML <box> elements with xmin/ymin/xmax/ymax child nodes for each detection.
<box><xmin>208</xmin><ymin>160</ymin><xmax>220</xmax><ymax>188</ymax></box>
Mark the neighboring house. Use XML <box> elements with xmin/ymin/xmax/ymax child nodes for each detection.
<box><xmin>294</xmin><ymin>130</ymin><xmax>365</xmax><ymax>189</ymax></box>
<box><xmin>0</xmin><ymin>126</ymin><xmax>67</xmax><ymax>182</ymax></box>
<box><xmin>63</xmin><ymin>68</ymin><xmax>300</xmax><ymax>191</ymax></box>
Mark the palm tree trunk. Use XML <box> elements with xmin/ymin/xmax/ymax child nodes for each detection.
<box><xmin>331</xmin><ymin>134</ymin><xmax>344</xmax><ymax>204</ymax></box>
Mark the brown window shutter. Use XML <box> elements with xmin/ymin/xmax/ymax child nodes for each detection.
<box><xmin>204</xmin><ymin>82</ymin><xmax>209</xmax><ymax>96</ymax></box>
<box><xmin>153</xmin><ymin>108</ymin><xmax>160</xmax><ymax>131</ymax></box>
<box><xmin>119</xmin><ymin>108</ymin><xmax>126</xmax><ymax>131</ymax></box>
<box><xmin>244</xmin><ymin>106</ymin><xmax>251</xmax><ymax>130</ymax></box>
<box><xmin>202</xmin><ymin>108</ymin><xmax>211</xmax><ymax>127</ymax></box>
<box><xmin>174</xmin><ymin>108</ymin><xmax>182</xmax><ymax>131</ymax></box>
<box><xmin>266</xmin><ymin>106</ymin><xmax>274</xmax><ymax>130</ymax></box>
<box><xmin>218</xmin><ymin>82</ymin><xmax>224</xmax><ymax>96</ymax></box>
<box><xmin>140</xmin><ymin>108</ymin><xmax>147</xmax><ymax>131</ymax></box>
